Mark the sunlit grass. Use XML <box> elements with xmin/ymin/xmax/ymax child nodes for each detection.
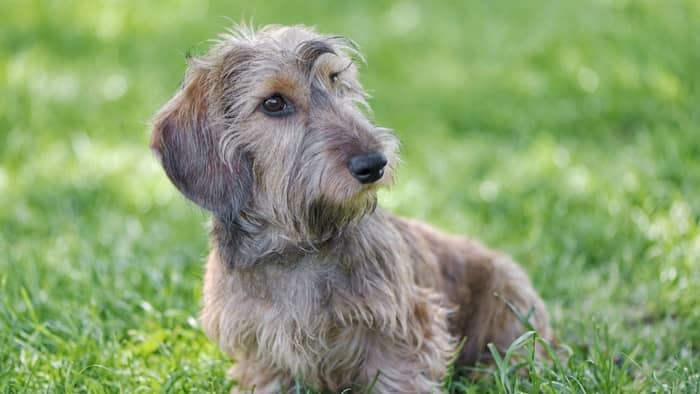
<box><xmin>2</xmin><ymin>0</ymin><xmax>699</xmax><ymax>392</ymax></box>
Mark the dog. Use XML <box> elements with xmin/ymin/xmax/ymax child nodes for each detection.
<box><xmin>150</xmin><ymin>24</ymin><xmax>551</xmax><ymax>393</ymax></box>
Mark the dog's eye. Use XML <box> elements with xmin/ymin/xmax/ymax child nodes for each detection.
<box><xmin>260</xmin><ymin>94</ymin><xmax>293</xmax><ymax>116</ymax></box>
<box><xmin>330</xmin><ymin>72</ymin><xmax>339</xmax><ymax>83</ymax></box>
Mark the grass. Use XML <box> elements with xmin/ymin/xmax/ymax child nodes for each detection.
<box><xmin>1</xmin><ymin>0</ymin><xmax>699</xmax><ymax>392</ymax></box>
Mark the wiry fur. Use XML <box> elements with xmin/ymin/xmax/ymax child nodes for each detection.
<box><xmin>150</xmin><ymin>25</ymin><xmax>552</xmax><ymax>393</ymax></box>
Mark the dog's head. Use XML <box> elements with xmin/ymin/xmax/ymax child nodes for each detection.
<box><xmin>151</xmin><ymin>25</ymin><xmax>399</xmax><ymax>241</ymax></box>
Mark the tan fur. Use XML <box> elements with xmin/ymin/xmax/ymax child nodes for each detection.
<box><xmin>151</xmin><ymin>24</ymin><xmax>551</xmax><ymax>393</ymax></box>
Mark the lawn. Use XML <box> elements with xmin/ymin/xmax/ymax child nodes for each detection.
<box><xmin>1</xmin><ymin>0</ymin><xmax>699</xmax><ymax>392</ymax></box>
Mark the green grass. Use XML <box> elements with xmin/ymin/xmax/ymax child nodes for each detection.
<box><xmin>2</xmin><ymin>0</ymin><xmax>699</xmax><ymax>392</ymax></box>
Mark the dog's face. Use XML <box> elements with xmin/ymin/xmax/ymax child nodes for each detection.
<box><xmin>151</xmin><ymin>25</ymin><xmax>399</xmax><ymax>240</ymax></box>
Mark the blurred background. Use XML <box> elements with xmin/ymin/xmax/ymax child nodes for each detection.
<box><xmin>1</xmin><ymin>0</ymin><xmax>699</xmax><ymax>391</ymax></box>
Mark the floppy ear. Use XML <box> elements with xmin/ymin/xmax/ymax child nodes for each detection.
<box><xmin>150</xmin><ymin>68</ymin><xmax>253</xmax><ymax>215</ymax></box>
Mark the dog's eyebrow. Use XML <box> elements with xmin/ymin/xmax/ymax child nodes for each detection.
<box><xmin>296</xmin><ymin>39</ymin><xmax>337</xmax><ymax>76</ymax></box>
<box><xmin>331</xmin><ymin>60</ymin><xmax>354</xmax><ymax>77</ymax></box>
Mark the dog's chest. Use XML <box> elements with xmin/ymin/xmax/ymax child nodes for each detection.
<box><xmin>237</xmin><ymin>254</ymin><xmax>351</xmax><ymax>313</ymax></box>
<box><xmin>226</xmin><ymin>257</ymin><xmax>382</xmax><ymax>378</ymax></box>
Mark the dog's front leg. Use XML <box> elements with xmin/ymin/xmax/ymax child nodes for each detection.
<box><xmin>228</xmin><ymin>358</ymin><xmax>291</xmax><ymax>394</ymax></box>
<box><xmin>357</xmin><ymin>291</ymin><xmax>455</xmax><ymax>393</ymax></box>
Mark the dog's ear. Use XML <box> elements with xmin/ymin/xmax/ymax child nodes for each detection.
<box><xmin>150</xmin><ymin>67</ymin><xmax>253</xmax><ymax>216</ymax></box>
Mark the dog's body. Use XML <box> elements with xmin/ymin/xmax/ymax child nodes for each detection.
<box><xmin>151</xmin><ymin>25</ymin><xmax>551</xmax><ymax>392</ymax></box>
<box><xmin>202</xmin><ymin>211</ymin><xmax>549</xmax><ymax>392</ymax></box>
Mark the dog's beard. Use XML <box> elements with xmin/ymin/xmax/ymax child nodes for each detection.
<box><xmin>305</xmin><ymin>192</ymin><xmax>377</xmax><ymax>241</ymax></box>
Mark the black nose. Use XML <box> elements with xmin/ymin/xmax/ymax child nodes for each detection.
<box><xmin>347</xmin><ymin>152</ymin><xmax>388</xmax><ymax>184</ymax></box>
